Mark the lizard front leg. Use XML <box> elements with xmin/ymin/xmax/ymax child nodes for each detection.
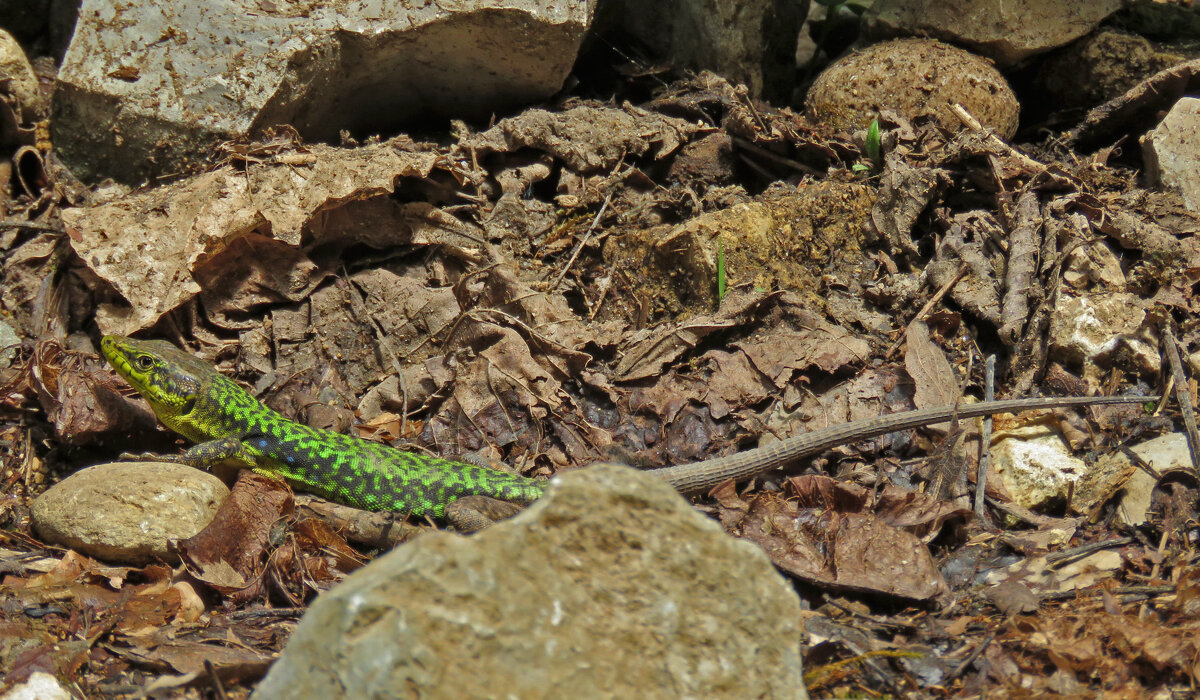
<box><xmin>119</xmin><ymin>436</ymin><xmax>258</xmax><ymax>470</ymax></box>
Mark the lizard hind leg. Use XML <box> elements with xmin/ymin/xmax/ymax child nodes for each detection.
<box><xmin>446</xmin><ymin>495</ymin><xmax>527</xmax><ymax>532</ymax></box>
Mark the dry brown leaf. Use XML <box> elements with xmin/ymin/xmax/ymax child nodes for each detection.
<box><xmin>177</xmin><ymin>472</ymin><xmax>294</xmax><ymax>595</ymax></box>
<box><xmin>714</xmin><ymin>475</ymin><xmax>952</xmax><ymax>601</ymax></box>
<box><xmin>64</xmin><ymin>139</ymin><xmax>451</xmax><ymax>335</ymax></box>
<box><xmin>615</xmin><ymin>289</ymin><xmax>781</xmax><ymax>382</ymax></box>
<box><xmin>737</xmin><ymin>312</ymin><xmax>870</xmax><ymax>383</ymax></box>
<box><xmin>461</xmin><ymin>104</ymin><xmax>703</xmax><ymax>174</ymax></box>
<box><xmin>194</xmin><ymin>234</ymin><xmax>328</xmax><ymax>331</ymax></box>
<box><xmin>904</xmin><ymin>320</ymin><xmax>961</xmax><ymax>412</ymax></box>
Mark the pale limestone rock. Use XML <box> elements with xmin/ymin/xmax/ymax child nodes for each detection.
<box><xmin>54</xmin><ymin>0</ymin><xmax>595</xmax><ymax>184</ymax></box>
<box><xmin>1143</xmin><ymin>96</ymin><xmax>1200</xmax><ymax>213</ymax></box>
<box><xmin>253</xmin><ymin>463</ymin><xmax>807</xmax><ymax>700</ymax></box>
<box><xmin>31</xmin><ymin>462</ymin><xmax>228</xmax><ymax>564</ymax></box>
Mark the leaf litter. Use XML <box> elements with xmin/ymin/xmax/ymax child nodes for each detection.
<box><xmin>0</xmin><ymin>65</ymin><xmax>1198</xmax><ymax>697</ymax></box>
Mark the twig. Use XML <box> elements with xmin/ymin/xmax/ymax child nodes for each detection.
<box><xmin>230</xmin><ymin>608</ymin><xmax>304</xmax><ymax>620</ymax></box>
<box><xmin>1160</xmin><ymin>322</ymin><xmax>1200</xmax><ymax>472</ymax></box>
<box><xmin>946</xmin><ymin>629</ymin><xmax>997</xmax><ymax>681</ymax></box>
<box><xmin>1045</xmin><ymin>536</ymin><xmax>1133</xmax><ymax>566</ymax></box>
<box><xmin>997</xmin><ymin>189</ymin><xmax>1039</xmax><ymax>344</ymax></box>
<box><xmin>974</xmin><ymin>355</ymin><xmax>996</xmax><ymax>519</ymax></box>
<box><xmin>204</xmin><ymin>659</ymin><xmax>229</xmax><ymax>700</ymax></box>
<box><xmin>885</xmin><ymin>261</ymin><xmax>969</xmax><ymax>359</ymax></box>
<box><xmin>0</xmin><ymin>219</ymin><xmax>63</xmax><ymax>233</ymax></box>
<box><xmin>294</xmin><ymin>495</ymin><xmax>423</xmax><ymax>549</ymax></box>
<box><xmin>1142</xmin><ymin>529</ymin><xmax>1172</xmax><ymax>620</ymax></box>
<box><xmin>950</xmin><ymin>103</ymin><xmax>1045</xmax><ymax>172</ymax></box>
<box><xmin>733</xmin><ymin>84</ymin><xmax>771</xmax><ymax>133</ymax></box>
<box><xmin>551</xmin><ymin>193</ymin><xmax>611</xmax><ymax>292</ymax></box>
<box><xmin>1119</xmin><ymin>444</ymin><xmax>1162</xmax><ymax>480</ymax></box>
<box><xmin>736</xmin><ymin>152</ymin><xmax>777</xmax><ymax>181</ymax></box>
<box><xmin>731</xmin><ymin>136</ymin><xmax>822</xmax><ymax>176</ymax></box>
<box><xmin>1038</xmin><ymin>584</ymin><xmax>1175</xmax><ymax>602</ymax></box>
<box><xmin>985</xmin><ymin>496</ymin><xmax>1075</xmax><ymax>528</ymax></box>
<box><xmin>821</xmin><ymin>595</ymin><xmax>918</xmax><ymax>630</ymax></box>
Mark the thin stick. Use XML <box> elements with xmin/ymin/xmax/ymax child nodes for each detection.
<box><xmin>1039</xmin><ymin>584</ymin><xmax>1175</xmax><ymax>602</ymax></box>
<box><xmin>947</xmin><ymin>629</ymin><xmax>998</xmax><ymax>681</ymax></box>
<box><xmin>974</xmin><ymin>354</ymin><xmax>996</xmax><ymax>519</ymax></box>
<box><xmin>885</xmin><ymin>262</ymin><xmax>969</xmax><ymax>359</ymax></box>
<box><xmin>950</xmin><ymin>103</ymin><xmax>1045</xmax><ymax>172</ymax></box>
<box><xmin>1161</xmin><ymin>322</ymin><xmax>1200</xmax><ymax>472</ymax></box>
<box><xmin>0</xmin><ymin>220</ymin><xmax>63</xmax><ymax>233</ymax></box>
<box><xmin>1045</xmin><ymin>536</ymin><xmax>1133</xmax><ymax>566</ymax></box>
<box><xmin>551</xmin><ymin>193</ymin><xmax>611</xmax><ymax>292</ymax></box>
<box><xmin>731</xmin><ymin>136</ymin><xmax>822</xmax><ymax>176</ymax></box>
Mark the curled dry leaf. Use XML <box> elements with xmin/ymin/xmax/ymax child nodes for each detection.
<box><xmin>615</xmin><ymin>289</ymin><xmax>781</xmax><ymax>382</ymax></box>
<box><xmin>714</xmin><ymin>475</ymin><xmax>969</xmax><ymax>600</ymax></box>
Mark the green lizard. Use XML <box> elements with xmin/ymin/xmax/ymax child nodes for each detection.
<box><xmin>100</xmin><ymin>334</ymin><xmax>1150</xmax><ymax>525</ymax></box>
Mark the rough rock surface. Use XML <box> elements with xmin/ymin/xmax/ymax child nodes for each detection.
<box><xmin>53</xmin><ymin>0</ymin><xmax>594</xmax><ymax>184</ymax></box>
<box><xmin>253</xmin><ymin>463</ymin><xmax>806</xmax><ymax>700</ymax></box>
<box><xmin>1104</xmin><ymin>433</ymin><xmax>1190</xmax><ymax>526</ymax></box>
<box><xmin>0</xmin><ymin>318</ymin><xmax>17</xmax><ymax>366</ymax></box>
<box><xmin>862</xmin><ymin>0</ymin><xmax>1125</xmax><ymax>67</ymax></box>
<box><xmin>0</xmin><ymin>28</ymin><xmax>42</xmax><ymax>124</ymax></box>
<box><xmin>1048</xmin><ymin>292</ymin><xmax>1158</xmax><ymax>380</ymax></box>
<box><xmin>31</xmin><ymin>462</ymin><xmax>229</xmax><ymax>564</ymax></box>
<box><xmin>991</xmin><ymin>430</ymin><xmax>1090</xmax><ymax>510</ymax></box>
<box><xmin>1143</xmin><ymin>96</ymin><xmax>1200</xmax><ymax>213</ymax></box>
<box><xmin>1038</xmin><ymin>30</ymin><xmax>1186</xmax><ymax>112</ymax></box>
<box><xmin>0</xmin><ymin>671</ymin><xmax>74</xmax><ymax>700</ymax></box>
<box><xmin>606</xmin><ymin>0</ymin><xmax>805</xmax><ymax>102</ymax></box>
<box><xmin>807</xmin><ymin>39</ymin><xmax>1019</xmax><ymax>139</ymax></box>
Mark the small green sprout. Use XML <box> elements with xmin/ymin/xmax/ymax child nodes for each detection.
<box><xmin>865</xmin><ymin>118</ymin><xmax>882</xmax><ymax>170</ymax></box>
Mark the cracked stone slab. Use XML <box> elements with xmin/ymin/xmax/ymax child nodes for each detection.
<box><xmin>53</xmin><ymin>0</ymin><xmax>594</xmax><ymax>184</ymax></box>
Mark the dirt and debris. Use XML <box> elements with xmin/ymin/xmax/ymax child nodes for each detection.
<box><xmin>2</xmin><ymin>8</ymin><xmax>1200</xmax><ymax>699</ymax></box>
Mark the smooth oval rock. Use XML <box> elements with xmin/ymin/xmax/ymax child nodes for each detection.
<box><xmin>31</xmin><ymin>461</ymin><xmax>229</xmax><ymax>565</ymax></box>
<box><xmin>806</xmin><ymin>38</ymin><xmax>1019</xmax><ymax>139</ymax></box>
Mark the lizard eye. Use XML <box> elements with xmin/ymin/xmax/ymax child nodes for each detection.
<box><xmin>135</xmin><ymin>355</ymin><xmax>154</xmax><ymax>371</ymax></box>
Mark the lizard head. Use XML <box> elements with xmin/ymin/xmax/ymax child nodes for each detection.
<box><xmin>100</xmin><ymin>335</ymin><xmax>216</xmax><ymax>422</ymax></box>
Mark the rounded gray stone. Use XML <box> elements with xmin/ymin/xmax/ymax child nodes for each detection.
<box><xmin>31</xmin><ymin>461</ymin><xmax>229</xmax><ymax>565</ymax></box>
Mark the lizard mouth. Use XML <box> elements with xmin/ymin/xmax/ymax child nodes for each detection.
<box><xmin>101</xmin><ymin>336</ymin><xmax>134</xmax><ymax>378</ymax></box>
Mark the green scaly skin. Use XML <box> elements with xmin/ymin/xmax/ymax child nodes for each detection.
<box><xmin>101</xmin><ymin>335</ymin><xmax>1153</xmax><ymax>523</ymax></box>
<box><xmin>100</xmin><ymin>335</ymin><xmax>545</xmax><ymax>518</ymax></box>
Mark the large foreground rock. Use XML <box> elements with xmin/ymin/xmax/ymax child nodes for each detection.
<box><xmin>253</xmin><ymin>463</ymin><xmax>807</xmax><ymax>700</ymax></box>
<box><xmin>53</xmin><ymin>0</ymin><xmax>594</xmax><ymax>184</ymax></box>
